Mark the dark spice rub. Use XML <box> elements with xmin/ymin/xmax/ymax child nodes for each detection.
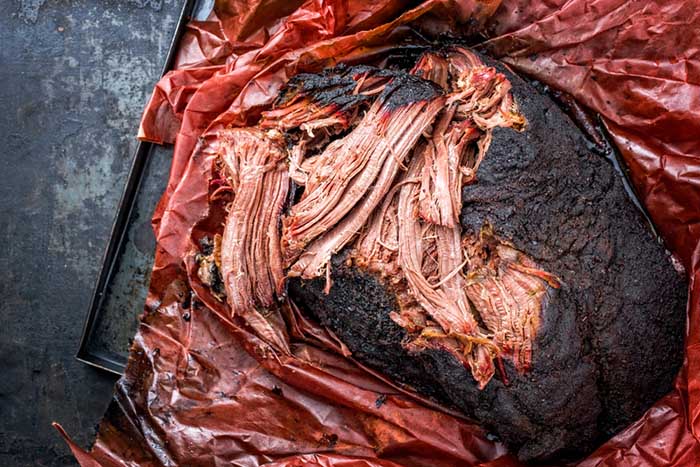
<box><xmin>288</xmin><ymin>55</ymin><xmax>687</xmax><ymax>462</ymax></box>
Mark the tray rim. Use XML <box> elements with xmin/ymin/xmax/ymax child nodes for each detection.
<box><xmin>76</xmin><ymin>0</ymin><xmax>199</xmax><ymax>376</ymax></box>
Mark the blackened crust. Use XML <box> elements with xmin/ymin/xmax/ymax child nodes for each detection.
<box><xmin>276</xmin><ymin>64</ymin><xmax>442</xmax><ymax>114</ymax></box>
<box><xmin>288</xmin><ymin>58</ymin><xmax>686</xmax><ymax>463</ymax></box>
<box><xmin>379</xmin><ymin>72</ymin><xmax>443</xmax><ymax>110</ymax></box>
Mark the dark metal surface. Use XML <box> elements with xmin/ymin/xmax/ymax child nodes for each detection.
<box><xmin>77</xmin><ymin>0</ymin><xmax>197</xmax><ymax>375</ymax></box>
<box><xmin>78</xmin><ymin>144</ymin><xmax>172</xmax><ymax>374</ymax></box>
<box><xmin>0</xmin><ymin>1</ymin><xmax>183</xmax><ymax>465</ymax></box>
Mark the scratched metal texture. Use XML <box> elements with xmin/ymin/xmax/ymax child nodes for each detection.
<box><xmin>0</xmin><ymin>1</ymin><xmax>181</xmax><ymax>465</ymax></box>
<box><xmin>82</xmin><ymin>142</ymin><xmax>172</xmax><ymax>373</ymax></box>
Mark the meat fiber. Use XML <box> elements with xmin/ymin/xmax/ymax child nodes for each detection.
<box><xmin>209</xmin><ymin>128</ymin><xmax>291</xmax><ymax>352</ymax></box>
<box><xmin>217</xmin><ymin>128</ymin><xmax>289</xmax><ymax>313</ymax></box>
<box><xmin>279</xmin><ymin>74</ymin><xmax>444</xmax><ymax>275</ymax></box>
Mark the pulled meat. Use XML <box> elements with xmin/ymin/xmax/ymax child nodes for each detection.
<box><xmin>396</xmin><ymin>155</ymin><xmax>498</xmax><ymax>387</ymax></box>
<box><xmin>463</xmin><ymin>223</ymin><xmax>560</xmax><ymax>373</ymax></box>
<box><xmin>416</xmin><ymin>49</ymin><xmax>525</xmax><ymax>228</ymax></box>
<box><xmin>279</xmin><ymin>74</ymin><xmax>444</xmax><ymax>273</ymax></box>
<box><xmin>287</xmin><ymin>95</ymin><xmax>446</xmax><ymax>280</ymax></box>
<box><xmin>199</xmin><ymin>128</ymin><xmax>291</xmax><ymax>354</ymax></box>
<box><xmin>261</xmin><ymin>65</ymin><xmax>407</xmax><ymax>188</ymax></box>
<box><xmin>349</xmin><ymin>48</ymin><xmax>540</xmax><ymax>387</ymax></box>
<box><xmin>218</xmin><ymin>128</ymin><xmax>289</xmax><ymax>315</ymax></box>
<box><xmin>202</xmin><ymin>47</ymin><xmax>555</xmax><ymax>389</ymax></box>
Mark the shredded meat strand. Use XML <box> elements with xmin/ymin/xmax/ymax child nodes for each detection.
<box><xmin>288</xmin><ymin>96</ymin><xmax>446</xmax><ymax>278</ymax></box>
<box><xmin>463</xmin><ymin>225</ymin><xmax>560</xmax><ymax>373</ymax></box>
<box><xmin>397</xmin><ymin>155</ymin><xmax>497</xmax><ymax>387</ymax></box>
<box><xmin>219</xmin><ymin>128</ymin><xmax>289</xmax><ymax>315</ymax></box>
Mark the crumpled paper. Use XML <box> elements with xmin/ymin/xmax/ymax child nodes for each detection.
<box><xmin>60</xmin><ymin>0</ymin><xmax>700</xmax><ymax>465</ymax></box>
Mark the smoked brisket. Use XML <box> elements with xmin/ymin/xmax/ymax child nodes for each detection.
<box><xmin>203</xmin><ymin>48</ymin><xmax>687</xmax><ymax>463</ymax></box>
<box><xmin>287</xmin><ymin>54</ymin><xmax>686</xmax><ymax>462</ymax></box>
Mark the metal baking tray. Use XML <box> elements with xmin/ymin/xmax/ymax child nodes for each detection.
<box><xmin>76</xmin><ymin>0</ymin><xmax>210</xmax><ymax>375</ymax></box>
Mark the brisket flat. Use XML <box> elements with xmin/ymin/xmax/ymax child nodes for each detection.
<box><xmin>288</xmin><ymin>55</ymin><xmax>686</xmax><ymax>462</ymax></box>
